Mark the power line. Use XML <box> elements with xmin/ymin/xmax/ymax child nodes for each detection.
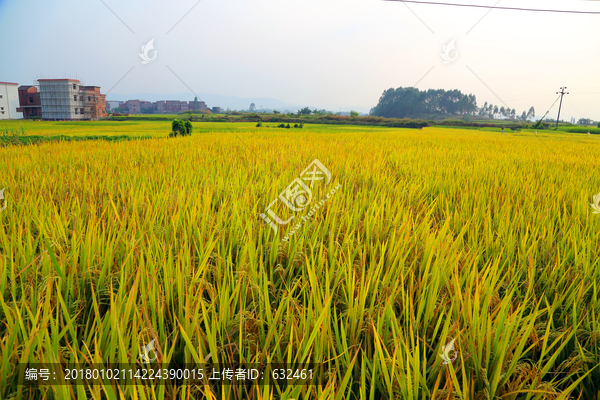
<box><xmin>537</xmin><ymin>95</ymin><xmax>561</xmax><ymax>124</ymax></box>
<box><xmin>555</xmin><ymin>86</ymin><xmax>569</xmax><ymax>129</ymax></box>
<box><xmin>384</xmin><ymin>0</ymin><xmax>600</xmax><ymax>15</ymax></box>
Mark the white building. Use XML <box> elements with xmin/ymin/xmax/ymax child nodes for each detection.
<box><xmin>39</xmin><ymin>79</ymin><xmax>85</xmax><ymax>120</ymax></box>
<box><xmin>0</xmin><ymin>82</ymin><xmax>23</xmax><ymax>119</ymax></box>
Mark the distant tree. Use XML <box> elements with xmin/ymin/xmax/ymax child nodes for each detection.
<box><xmin>520</xmin><ymin>111</ymin><xmax>527</xmax><ymax>121</ymax></box>
<box><xmin>350</xmin><ymin>110</ymin><xmax>359</xmax><ymax>117</ymax></box>
<box><xmin>371</xmin><ymin>87</ymin><xmax>478</xmax><ymax>118</ymax></box>
<box><xmin>479</xmin><ymin>102</ymin><xmax>497</xmax><ymax>119</ymax></box>
<box><xmin>598</xmin><ymin>121</ymin><xmax>600</xmax><ymax>128</ymax></box>
<box><xmin>527</xmin><ymin>106</ymin><xmax>535</xmax><ymax>120</ymax></box>
<box><xmin>479</xmin><ymin>102</ymin><xmax>488</xmax><ymax>117</ymax></box>
<box><xmin>578</xmin><ymin>118</ymin><xmax>594</xmax><ymax>125</ymax></box>
<box><xmin>312</xmin><ymin>109</ymin><xmax>319</xmax><ymax>114</ymax></box>
<box><xmin>249</xmin><ymin>103</ymin><xmax>256</xmax><ymax>112</ymax></box>
<box><xmin>298</xmin><ymin>107</ymin><xmax>312</xmax><ymax>115</ymax></box>
<box><xmin>273</xmin><ymin>110</ymin><xmax>280</xmax><ymax>114</ymax></box>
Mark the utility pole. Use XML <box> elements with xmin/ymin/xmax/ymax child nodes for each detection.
<box><xmin>555</xmin><ymin>86</ymin><xmax>569</xmax><ymax>130</ymax></box>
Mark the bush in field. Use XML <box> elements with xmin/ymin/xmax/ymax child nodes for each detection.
<box><xmin>285</xmin><ymin>123</ymin><xmax>291</xmax><ymax>129</ymax></box>
<box><xmin>294</xmin><ymin>124</ymin><xmax>298</xmax><ymax>128</ymax></box>
<box><xmin>171</xmin><ymin>119</ymin><xmax>185</xmax><ymax>135</ymax></box>
<box><xmin>278</xmin><ymin>123</ymin><xmax>286</xmax><ymax>128</ymax></box>
<box><xmin>184</xmin><ymin>120</ymin><xmax>193</xmax><ymax>135</ymax></box>
<box><xmin>169</xmin><ymin>119</ymin><xmax>191</xmax><ymax>137</ymax></box>
<box><xmin>532</xmin><ymin>119</ymin><xmax>545</xmax><ymax>130</ymax></box>
<box><xmin>167</xmin><ymin>119</ymin><xmax>198</xmax><ymax>136</ymax></box>
<box><xmin>256</xmin><ymin>121</ymin><xmax>263</xmax><ymax>127</ymax></box>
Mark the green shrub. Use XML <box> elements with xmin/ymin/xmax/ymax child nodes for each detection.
<box><xmin>184</xmin><ymin>120</ymin><xmax>193</xmax><ymax>135</ymax></box>
<box><xmin>256</xmin><ymin>121</ymin><xmax>263</xmax><ymax>127</ymax></box>
<box><xmin>286</xmin><ymin>124</ymin><xmax>291</xmax><ymax>129</ymax></box>
<box><xmin>532</xmin><ymin>119</ymin><xmax>545</xmax><ymax>130</ymax></box>
<box><xmin>171</xmin><ymin>119</ymin><xmax>186</xmax><ymax>136</ymax></box>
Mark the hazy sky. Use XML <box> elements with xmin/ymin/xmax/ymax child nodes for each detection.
<box><xmin>0</xmin><ymin>0</ymin><xmax>598</xmax><ymax>118</ymax></box>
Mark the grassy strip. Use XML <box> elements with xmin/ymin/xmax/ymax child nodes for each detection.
<box><xmin>557</xmin><ymin>126</ymin><xmax>600</xmax><ymax>134</ymax></box>
<box><xmin>108</xmin><ymin>114</ymin><xmax>599</xmax><ymax>134</ymax></box>
<box><xmin>0</xmin><ymin>134</ymin><xmax>154</xmax><ymax>146</ymax></box>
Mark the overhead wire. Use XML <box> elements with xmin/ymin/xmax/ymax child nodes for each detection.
<box><xmin>384</xmin><ymin>0</ymin><xmax>600</xmax><ymax>14</ymax></box>
<box><xmin>537</xmin><ymin>95</ymin><xmax>561</xmax><ymax>123</ymax></box>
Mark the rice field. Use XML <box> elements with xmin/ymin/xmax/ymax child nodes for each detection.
<box><xmin>1</xmin><ymin>121</ymin><xmax>599</xmax><ymax>399</ymax></box>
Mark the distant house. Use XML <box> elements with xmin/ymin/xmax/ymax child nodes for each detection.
<box><xmin>140</xmin><ymin>100</ymin><xmax>152</xmax><ymax>112</ymax></box>
<box><xmin>80</xmin><ymin>86</ymin><xmax>107</xmax><ymax>120</ymax></box>
<box><xmin>189</xmin><ymin>100</ymin><xmax>209</xmax><ymax>111</ymax></box>
<box><xmin>125</xmin><ymin>99</ymin><xmax>142</xmax><ymax>114</ymax></box>
<box><xmin>0</xmin><ymin>82</ymin><xmax>23</xmax><ymax>119</ymax></box>
<box><xmin>38</xmin><ymin>79</ymin><xmax>107</xmax><ymax>120</ymax></box>
<box><xmin>114</xmin><ymin>98</ymin><xmax>213</xmax><ymax>114</ymax></box>
<box><xmin>166</xmin><ymin>100</ymin><xmax>181</xmax><ymax>113</ymax></box>
<box><xmin>153</xmin><ymin>101</ymin><xmax>166</xmax><ymax>113</ymax></box>
<box><xmin>17</xmin><ymin>85</ymin><xmax>42</xmax><ymax>118</ymax></box>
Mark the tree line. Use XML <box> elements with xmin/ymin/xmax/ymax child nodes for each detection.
<box><xmin>371</xmin><ymin>87</ymin><xmax>535</xmax><ymax>121</ymax></box>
